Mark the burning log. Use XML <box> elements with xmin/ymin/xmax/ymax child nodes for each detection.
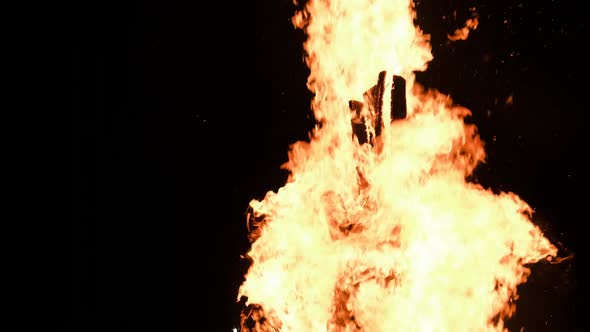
<box><xmin>390</xmin><ymin>75</ymin><xmax>407</xmax><ymax>120</ymax></box>
<box><xmin>349</xmin><ymin>71</ymin><xmax>407</xmax><ymax>146</ymax></box>
<box><xmin>322</xmin><ymin>72</ymin><xmax>407</xmax><ymax>241</ymax></box>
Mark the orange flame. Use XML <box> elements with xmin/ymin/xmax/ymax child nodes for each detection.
<box><xmin>448</xmin><ymin>17</ymin><xmax>479</xmax><ymax>41</ymax></box>
<box><xmin>238</xmin><ymin>0</ymin><xmax>557</xmax><ymax>331</ymax></box>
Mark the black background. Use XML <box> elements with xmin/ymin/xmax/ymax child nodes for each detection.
<box><xmin>70</xmin><ymin>0</ymin><xmax>587</xmax><ymax>331</ymax></box>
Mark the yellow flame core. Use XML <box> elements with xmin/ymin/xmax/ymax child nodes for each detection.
<box><xmin>238</xmin><ymin>0</ymin><xmax>557</xmax><ymax>331</ymax></box>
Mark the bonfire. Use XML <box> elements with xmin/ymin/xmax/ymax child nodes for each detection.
<box><xmin>237</xmin><ymin>1</ymin><xmax>558</xmax><ymax>331</ymax></box>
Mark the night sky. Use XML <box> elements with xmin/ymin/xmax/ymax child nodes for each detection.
<box><xmin>71</xmin><ymin>0</ymin><xmax>587</xmax><ymax>331</ymax></box>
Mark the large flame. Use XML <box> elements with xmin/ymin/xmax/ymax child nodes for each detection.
<box><xmin>237</xmin><ymin>0</ymin><xmax>557</xmax><ymax>331</ymax></box>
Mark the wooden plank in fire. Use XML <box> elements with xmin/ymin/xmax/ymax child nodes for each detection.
<box><xmin>349</xmin><ymin>72</ymin><xmax>407</xmax><ymax>146</ymax></box>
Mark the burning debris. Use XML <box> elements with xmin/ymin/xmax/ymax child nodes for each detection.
<box><xmin>240</xmin><ymin>302</ymin><xmax>282</xmax><ymax>332</ymax></box>
<box><xmin>349</xmin><ymin>71</ymin><xmax>407</xmax><ymax>146</ymax></box>
<box><xmin>237</xmin><ymin>0</ymin><xmax>558</xmax><ymax>331</ymax></box>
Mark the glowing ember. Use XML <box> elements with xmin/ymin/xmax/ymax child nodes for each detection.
<box><xmin>237</xmin><ymin>0</ymin><xmax>558</xmax><ymax>331</ymax></box>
